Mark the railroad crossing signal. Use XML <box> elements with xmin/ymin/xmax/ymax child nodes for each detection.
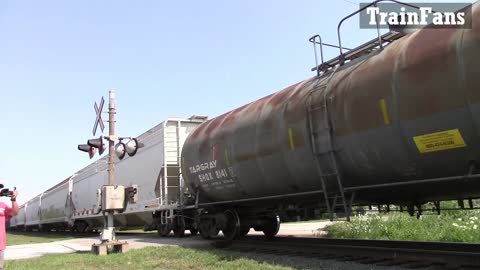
<box><xmin>78</xmin><ymin>144</ymin><xmax>96</xmax><ymax>159</ymax></box>
<box><xmin>77</xmin><ymin>90</ymin><xmax>143</xmax><ymax>255</ymax></box>
<box><xmin>114</xmin><ymin>138</ymin><xmax>143</xmax><ymax>160</ymax></box>
<box><xmin>93</xmin><ymin>97</ymin><xmax>105</xmax><ymax>136</ymax></box>
<box><xmin>88</xmin><ymin>136</ymin><xmax>106</xmax><ymax>155</ymax></box>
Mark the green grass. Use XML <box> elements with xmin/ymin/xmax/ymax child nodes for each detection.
<box><xmin>323</xmin><ymin>209</ymin><xmax>480</xmax><ymax>242</ymax></box>
<box><xmin>7</xmin><ymin>232</ymin><xmax>96</xmax><ymax>246</ymax></box>
<box><xmin>5</xmin><ymin>246</ymin><xmax>320</xmax><ymax>270</ymax></box>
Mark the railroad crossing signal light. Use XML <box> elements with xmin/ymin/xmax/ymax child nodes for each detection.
<box><xmin>115</xmin><ymin>142</ymin><xmax>126</xmax><ymax>160</ymax></box>
<box><xmin>125</xmin><ymin>138</ymin><xmax>139</xmax><ymax>157</ymax></box>
<box><xmin>87</xmin><ymin>136</ymin><xmax>106</xmax><ymax>155</ymax></box>
<box><xmin>115</xmin><ymin>138</ymin><xmax>143</xmax><ymax>160</ymax></box>
<box><xmin>78</xmin><ymin>144</ymin><xmax>96</xmax><ymax>159</ymax></box>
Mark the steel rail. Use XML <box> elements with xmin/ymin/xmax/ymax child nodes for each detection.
<box><xmin>221</xmin><ymin>236</ymin><xmax>480</xmax><ymax>269</ymax></box>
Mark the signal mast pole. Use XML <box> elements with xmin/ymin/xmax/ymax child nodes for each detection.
<box><xmin>108</xmin><ymin>90</ymin><xmax>115</xmax><ymax>186</ymax></box>
<box><xmin>106</xmin><ymin>90</ymin><xmax>116</xmax><ymax>241</ymax></box>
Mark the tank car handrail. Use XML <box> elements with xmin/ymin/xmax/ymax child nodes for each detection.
<box><xmin>336</xmin><ymin>0</ymin><xmax>422</xmax><ymax>59</ymax></box>
<box><xmin>311</xmin><ymin>31</ymin><xmax>406</xmax><ymax>74</ymax></box>
<box><xmin>311</xmin><ymin>0</ymin><xmax>422</xmax><ymax>74</ymax></box>
<box><xmin>321</xmin><ymin>43</ymin><xmax>352</xmax><ymax>51</ymax></box>
<box><xmin>308</xmin><ymin>35</ymin><xmax>324</xmax><ymax>76</ymax></box>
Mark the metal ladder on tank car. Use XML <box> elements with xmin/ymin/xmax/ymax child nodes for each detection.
<box><xmin>306</xmin><ymin>83</ymin><xmax>354</xmax><ymax>221</ymax></box>
<box><xmin>304</xmin><ymin>1</ymin><xmax>420</xmax><ymax>220</ymax></box>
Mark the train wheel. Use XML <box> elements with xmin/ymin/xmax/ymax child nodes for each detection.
<box><xmin>189</xmin><ymin>229</ymin><xmax>198</xmax><ymax>236</ymax></box>
<box><xmin>222</xmin><ymin>210</ymin><xmax>240</xmax><ymax>241</ymax></box>
<box><xmin>200</xmin><ymin>227</ymin><xmax>219</xmax><ymax>239</ymax></box>
<box><xmin>173</xmin><ymin>216</ymin><xmax>185</xmax><ymax>238</ymax></box>
<box><xmin>157</xmin><ymin>224</ymin><xmax>171</xmax><ymax>237</ymax></box>
<box><xmin>199</xmin><ymin>218</ymin><xmax>219</xmax><ymax>239</ymax></box>
<box><xmin>263</xmin><ymin>215</ymin><xmax>280</xmax><ymax>239</ymax></box>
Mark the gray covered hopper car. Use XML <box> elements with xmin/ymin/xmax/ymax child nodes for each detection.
<box><xmin>25</xmin><ymin>196</ymin><xmax>41</xmax><ymax>231</ymax></box>
<box><xmin>11</xmin><ymin>117</ymin><xmax>204</xmax><ymax>232</ymax></box>
<box><xmin>70</xmin><ymin>117</ymin><xmax>203</xmax><ymax>232</ymax></box>
<box><xmin>39</xmin><ymin>178</ymin><xmax>73</xmax><ymax>231</ymax></box>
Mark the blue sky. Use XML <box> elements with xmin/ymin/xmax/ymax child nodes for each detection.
<box><xmin>0</xmin><ymin>0</ymin><xmax>470</xmax><ymax>204</ymax></box>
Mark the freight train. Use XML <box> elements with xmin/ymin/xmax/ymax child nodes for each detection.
<box><xmin>9</xmin><ymin>1</ymin><xmax>480</xmax><ymax>240</ymax></box>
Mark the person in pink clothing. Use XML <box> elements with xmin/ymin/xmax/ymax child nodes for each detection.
<box><xmin>0</xmin><ymin>188</ymin><xmax>18</xmax><ymax>270</ymax></box>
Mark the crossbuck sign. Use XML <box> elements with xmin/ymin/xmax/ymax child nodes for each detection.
<box><xmin>93</xmin><ymin>97</ymin><xmax>105</xmax><ymax>135</ymax></box>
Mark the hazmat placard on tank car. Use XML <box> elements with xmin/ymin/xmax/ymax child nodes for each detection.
<box><xmin>413</xmin><ymin>129</ymin><xmax>467</xmax><ymax>153</ymax></box>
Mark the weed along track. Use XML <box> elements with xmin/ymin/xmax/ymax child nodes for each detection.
<box><xmin>215</xmin><ymin>236</ymin><xmax>480</xmax><ymax>270</ymax></box>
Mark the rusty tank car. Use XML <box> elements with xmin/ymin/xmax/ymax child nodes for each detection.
<box><xmin>181</xmin><ymin>1</ymin><xmax>480</xmax><ymax>239</ymax></box>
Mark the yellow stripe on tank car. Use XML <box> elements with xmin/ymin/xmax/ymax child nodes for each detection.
<box><xmin>379</xmin><ymin>98</ymin><xmax>390</xmax><ymax>125</ymax></box>
<box><xmin>224</xmin><ymin>148</ymin><xmax>230</xmax><ymax>166</ymax></box>
<box><xmin>288</xmin><ymin>128</ymin><xmax>295</xmax><ymax>151</ymax></box>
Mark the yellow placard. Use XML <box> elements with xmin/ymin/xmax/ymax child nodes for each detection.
<box><xmin>413</xmin><ymin>129</ymin><xmax>466</xmax><ymax>153</ymax></box>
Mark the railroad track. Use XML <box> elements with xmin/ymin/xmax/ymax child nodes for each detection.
<box><xmin>216</xmin><ymin>236</ymin><xmax>480</xmax><ymax>269</ymax></box>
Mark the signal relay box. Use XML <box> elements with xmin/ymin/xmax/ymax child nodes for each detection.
<box><xmin>102</xmin><ymin>185</ymin><xmax>125</xmax><ymax>210</ymax></box>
